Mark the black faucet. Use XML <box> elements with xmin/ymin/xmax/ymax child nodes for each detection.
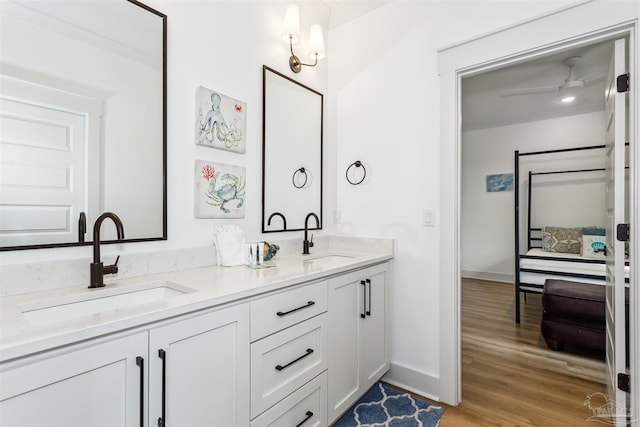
<box><xmin>78</xmin><ymin>211</ymin><xmax>86</xmax><ymax>243</ymax></box>
<box><xmin>267</xmin><ymin>212</ymin><xmax>287</xmax><ymax>230</ymax></box>
<box><xmin>303</xmin><ymin>212</ymin><xmax>319</xmax><ymax>255</ymax></box>
<box><xmin>89</xmin><ymin>212</ymin><xmax>125</xmax><ymax>288</ymax></box>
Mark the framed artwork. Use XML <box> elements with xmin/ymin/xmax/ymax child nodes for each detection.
<box><xmin>195</xmin><ymin>160</ymin><xmax>246</xmax><ymax>218</ymax></box>
<box><xmin>486</xmin><ymin>173</ymin><xmax>513</xmax><ymax>192</ymax></box>
<box><xmin>195</xmin><ymin>86</ymin><xmax>246</xmax><ymax>153</ymax></box>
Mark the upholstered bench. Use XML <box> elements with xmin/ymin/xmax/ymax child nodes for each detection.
<box><xmin>540</xmin><ymin>279</ymin><xmax>605</xmax><ymax>352</ymax></box>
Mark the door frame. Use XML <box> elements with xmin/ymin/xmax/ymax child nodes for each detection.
<box><xmin>438</xmin><ymin>1</ymin><xmax>638</xmax><ymax>418</ymax></box>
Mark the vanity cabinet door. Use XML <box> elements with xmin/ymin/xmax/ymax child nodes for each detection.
<box><xmin>361</xmin><ymin>267</ymin><xmax>389</xmax><ymax>392</ymax></box>
<box><xmin>327</xmin><ymin>268</ymin><xmax>363</xmax><ymax>422</ymax></box>
<box><xmin>327</xmin><ymin>262</ymin><xmax>389</xmax><ymax>424</ymax></box>
<box><xmin>149</xmin><ymin>303</ymin><xmax>250</xmax><ymax>427</ymax></box>
<box><xmin>0</xmin><ymin>332</ymin><xmax>148</xmax><ymax>427</ymax></box>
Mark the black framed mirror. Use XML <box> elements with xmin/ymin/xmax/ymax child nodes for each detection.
<box><xmin>0</xmin><ymin>0</ymin><xmax>167</xmax><ymax>250</ymax></box>
<box><xmin>262</xmin><ymin>66</ymin><xmax>323</xmax><ymax>233</ymax></box>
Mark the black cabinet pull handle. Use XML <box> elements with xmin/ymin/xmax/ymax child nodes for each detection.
<box><xmin>360</xmin><ymin>280</ymin><xmax>366</xmax><ymax>318</ymax></box>
<box><xmin>295</xmin><ymin>411</ymin><xmax>314</xmax><ymax>427</ymax></box>
<box><xmin>276</xmin><ymin>301</ymin><xmax>315</xmax><ymax>317</ymax></box>
<box><xmin>136</xmin><ymin>356</ymin><xmax>144</xmax><ymax>427</ymax></box>
<box><xmin>366</xmin><ymin>278</ymin><xmax>372</xmax><ymax>316</ymax></box>
<box><xmin>275</xmin><ymin>348</ymin><xmax>314</xmax><ymax>371</ymax></box>
<box><xmin>158</xmin><ymin>349</ymin><xmax>166</xmax><ymax>427</ymax></box>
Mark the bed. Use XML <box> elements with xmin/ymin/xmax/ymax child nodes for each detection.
<box><xmin>513</xmin><ymin>144</ymin><xmax>628</xmax><ymax>323</ymax></box>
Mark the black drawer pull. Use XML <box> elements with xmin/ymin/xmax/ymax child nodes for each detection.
<box><xmin>366</xmin><ymin>278</ymin><xmax>372</xmax><ymax>316</ymax></box>
<box><xmin>276</xmin><ymin>301</ymin><xmax>315</xmax><ymax>317</ymax></box>
<box><xmin>158</xmin><ymin>349</ymin><xmax>166</xmax><ymax>427</ymax></box>
<box><xmin>296</xmin><ymin>411</ymin><xmax>314</xmax><ymax>427</ymax></box>
<box><xmin>275</xmin><ymin>348</ymin><xmax>314</xmax><ymax>371</ymax></box>
<box><xmin>360</xmin><ymin>280</ymin><xmax>366</xmax><ymax>318</ymax></box>
<box><xmin>136</xmin><ymin>356</ymin><xmax>144</xmax><ymax>427</ymax></box>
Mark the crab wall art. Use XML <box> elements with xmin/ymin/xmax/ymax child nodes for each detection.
<box><xmin>195</xmin><ymin>160</ymin><xmax>246</xmax><ymax>218</ymax></box>
<box><xmin>195</xmin><ymin>86</ymin><xmax>247</xmax><ymax>154</ymax></box>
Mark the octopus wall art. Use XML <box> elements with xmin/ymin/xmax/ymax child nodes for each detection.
<box><xmin>195</xmin><ymin>86</ymin><xmax>246</xmax><ymax>153</ymax></box>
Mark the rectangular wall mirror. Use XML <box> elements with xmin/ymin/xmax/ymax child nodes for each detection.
<box><xmin>262</xmin><ymin>66</ymin><xmax>323</xmax><ymax>233</ymax></box>
<box><xmin>0</xmin><ymin>0</ymin><xmax>167</xmax><ymax>250</ymax></box>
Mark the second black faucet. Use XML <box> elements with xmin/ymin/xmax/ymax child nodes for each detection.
<box><xmin>303</xmin><ymin>212</ymin><xmax>319</xmax><ymax>255</ymax></box>
<box><xmin>89</xmin><ymin>212</ymin><xmax>125</xmax><ymax>288</ymax></box>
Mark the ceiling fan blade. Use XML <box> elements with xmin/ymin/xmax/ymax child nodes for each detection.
<box><xmin>583</xmin><ymin>73</ymin><xmax>607</xmax><ymax>84</ymax></box>
<box><xmin>498</xmin><ymin>86</ymin><xmax>558</xmax><ymax>97</ymax></box>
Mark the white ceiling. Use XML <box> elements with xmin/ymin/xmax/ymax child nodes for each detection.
<box><xmin>461</xmin><ymin>40</ymin><xmax>614</xmax><ymax>132</ymax></box>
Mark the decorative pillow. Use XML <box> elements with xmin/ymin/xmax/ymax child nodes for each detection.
<box><xmin>582</xmin><ymin>227</ymin><xmax>606</xmax><ymax>237</ymax></box>
<box><xmin>582</xmin><ymin>234</ymin><xmax>606</xmax><ymax>258</ymax></box>
<box><xmin>542</xmin><ymin>226</ymin><xmax>582</xmax><ymax>254</ymax></box>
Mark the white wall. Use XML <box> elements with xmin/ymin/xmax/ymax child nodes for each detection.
<box><xmin>327</xmin><ymin>0</ymin><xmax>583</xmax><ymax>399</ymax></box>
<box><xmin>0</xmin><ymin>0</ymin><xmax>330</xmax><ymax>266</ymax></box>
<box><xmin>461</xmin><ymin>111</ymin><xmax>607</xmax><ymax>282</ymax></box>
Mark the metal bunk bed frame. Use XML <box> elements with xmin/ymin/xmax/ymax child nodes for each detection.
<box><xmin>514</xmin><ymin>144</ymin><xmax>607</xmax><ymax>324</ymax></box>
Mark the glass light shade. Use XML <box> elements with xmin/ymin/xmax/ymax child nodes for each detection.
<box><xmin>308</xmin><ymin>24</ymin><xmax>325</xmax><ymax>60</ymax></box>
<box><xmin>281</xmin><ymin>4</ymin><xmax>300</xmax><ymax>44</ymax></box>
<box><xmin>558</xmin><ymin>85</ymin><xmax>577</xmax><ymax>103</ymax></box>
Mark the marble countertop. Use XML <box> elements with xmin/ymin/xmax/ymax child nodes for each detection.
<box><xmin>0</xmin><ymin>249</ymin><xmax>392</xmax><ymax>363</ymax></box>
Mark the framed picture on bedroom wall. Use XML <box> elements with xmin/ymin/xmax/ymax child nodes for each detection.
<box><xmin>486</xmin><ymin>173</ymin><xmax>513</xmax><ymax>192</ymax></box>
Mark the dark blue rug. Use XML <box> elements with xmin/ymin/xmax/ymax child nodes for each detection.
<box><xmin>334</xmin><ymin>382</ymin><xmax>444</xmax><ymax>426</ymax></box>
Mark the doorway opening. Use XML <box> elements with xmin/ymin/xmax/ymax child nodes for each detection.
<box><xmin>437</xmin><ymin>15</ymin><xmax>637</xmax><ymax>425</ymax></box>
<box><xmin>456</xmin><ymin>38</ymin><xmax>616</xmax><ymax>424</ymax></box>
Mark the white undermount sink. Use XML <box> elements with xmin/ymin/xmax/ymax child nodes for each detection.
<box><xmin>19</xmin><ymin>281</ymin><xmax>196</xmax><ymax>325</ymax></box>
<box><xmin>304</xmin><ymin>254</ymin><xmax>355</xmax><ymax>264</ymax></box>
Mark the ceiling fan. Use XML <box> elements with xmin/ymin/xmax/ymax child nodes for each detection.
<box><xmin>499</xmin><ymin>57</ymin><xmax>586</xmax><ymax>100</ymax></box>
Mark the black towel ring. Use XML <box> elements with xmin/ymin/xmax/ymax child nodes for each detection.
<box><xmin>292</xmin><ymin>167</ymin><xmax>308</xmax><ymax>189</ymax></box>
<box><xmin>346</xmin><ymin>161</ymin><xmax>366</xmax><ymax>185</ymax></box>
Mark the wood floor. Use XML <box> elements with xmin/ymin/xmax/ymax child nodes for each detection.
<box><xmin>437</xmin><ymin>278</ymin><xmax>607</xmax><ymax>426</ymax></box>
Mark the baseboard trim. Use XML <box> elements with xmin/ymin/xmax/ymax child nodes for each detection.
<box><xmin>382</xmin><ymin>362</ymin><xmax>441</xmax><ymax>402</ymax></box>
<box><xmin>461</xmin><ymin>269</ymin><xmax>513</xmax><ymax>283</ymax></box>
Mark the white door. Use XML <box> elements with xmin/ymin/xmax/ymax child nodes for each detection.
<box><xmin>0</xmin><ymin>332</ymin><xmax>147</xmax><ymax>427</ymax></box>
<box><xmin>0</xmin><ymin>76</ymin><xmax>101</xmax><ymax>247</ymax></box>
<box><xmin>327</xmin><ymin>263</ymin><xmax>391</xmax><ymax>424</ymax></box>
<box><xmin>361</xmin><ymin>266</ymin><xmax>390</xmax><ymax>391</ymax></box>
<box><xmin>604</xmin><ymin>37</ymin><xmax>628</xmax><ymax>426</ymax></box>
<box><xmin>149</xmin><ymin>304</ymin><xmax>250</xmax><ymax>427</ymax></box>
<box><xmin>327</xmin><ymin>270</ymin><xmax>363</xmax><ymax>423</ymax></box>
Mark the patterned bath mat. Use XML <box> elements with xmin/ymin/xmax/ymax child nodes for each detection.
<box><xmin>334</xmin><ymin>382</ymin><xmax>444</xmax><ymax>426</ymax></box>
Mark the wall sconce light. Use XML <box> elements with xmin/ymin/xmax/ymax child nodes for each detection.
<box><xmin>281</xmin><ymin>4</ymin><xmax>325</xmax><ymax>73</ymax></box>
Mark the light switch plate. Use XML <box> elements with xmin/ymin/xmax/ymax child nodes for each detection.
<box><xmin>423</xmin><ymin>209</ymin><xmax>434</xmax><ymax>227</ymax></box>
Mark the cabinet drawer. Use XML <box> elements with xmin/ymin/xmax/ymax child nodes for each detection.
<box><xmin>251</xmin><ymin>280</ymin><xmax>327</xmax><ymax>341</ymax></box>
<box><xmin>251</xmin><ymin>314</ymin><xmax>327</xmax><ymax>418</ymax></box>
<box><xmin>251</xmin><ymin>371</ymin><xmax>327</xmax><ymax>427</ymax></box>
